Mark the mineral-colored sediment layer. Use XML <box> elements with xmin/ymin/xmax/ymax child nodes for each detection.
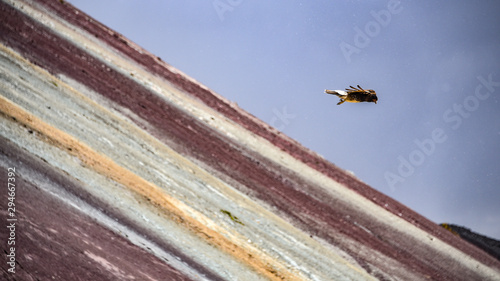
<box><xmin>1</xmin><ymin>0</ymin><xmax>500</xmax><ymax>280</ymax></box>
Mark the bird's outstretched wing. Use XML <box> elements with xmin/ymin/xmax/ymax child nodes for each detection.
<box><xmin>345</xmin><ymin>85</ymin><xmax>365</xmax><ymax>93</ymax></box>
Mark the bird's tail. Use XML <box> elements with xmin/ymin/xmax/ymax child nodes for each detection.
<box><xmin>325</xmin><ymin>89</ymin><xmax>341</xmax><ymax>97</ymax></box>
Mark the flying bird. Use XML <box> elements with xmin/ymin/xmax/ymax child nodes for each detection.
<box><xmin>325</xmin><ymin>85</ymin><xmax>378</xmax><ymax>105</ymax></box>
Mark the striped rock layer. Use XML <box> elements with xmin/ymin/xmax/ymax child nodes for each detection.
<box><xmin>1</xmin><ymin>0</ymin><xmax>500</xmax><ymax>280</ymax></box>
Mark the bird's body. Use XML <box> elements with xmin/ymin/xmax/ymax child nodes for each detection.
<box><xmin>325</xmin><ymin>85</ymin><xmax>378</xmax><ymax>105</ymax></box>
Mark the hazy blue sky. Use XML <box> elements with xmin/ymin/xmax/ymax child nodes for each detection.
<box><xmin>68</xmin><ymin>1</ymin><xmax>500</xmax><ymax>239</ymax></box>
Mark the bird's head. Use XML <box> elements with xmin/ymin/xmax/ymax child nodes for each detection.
<box><xmin>367</xmin><ymin>90</ymin><xmax>377</xmax><ymax>104</ymax></box>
